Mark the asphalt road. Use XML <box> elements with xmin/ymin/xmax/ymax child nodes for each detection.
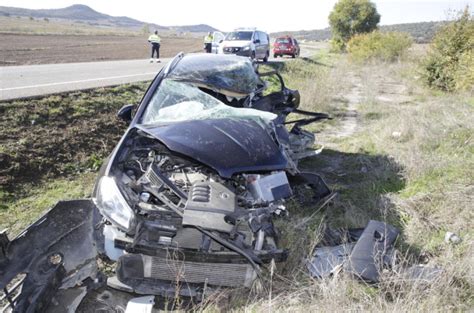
<box><xmin>0</xmin><ymin>58</ymin><xmax>169</xmax><ymax>101</ymax></box>
<box><xmin>0</xmin><ymin>45</ymin><xmax>320</xmax><ymax>101</ymax></box>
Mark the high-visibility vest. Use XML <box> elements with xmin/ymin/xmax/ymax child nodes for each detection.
<box><xmin>204</xmin><ymin>35</ymin><xmax>213</xmax><ymax>43</ymax></box>
<box><xmin>148</xmin><ymin>34</ymin><xmax>161</xmax><ymax>44</ymax></box>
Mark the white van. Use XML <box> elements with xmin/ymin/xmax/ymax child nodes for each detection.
<box><xmin>219</xmin><ymin>28</ymin><xmax>270</xmax><ymax>62</ymax></box>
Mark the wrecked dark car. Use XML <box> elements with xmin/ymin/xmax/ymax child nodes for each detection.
<box><xmin>0</xmin><ymin>53</ymin><xmax>330</xmax><ymax>311</ymax></box>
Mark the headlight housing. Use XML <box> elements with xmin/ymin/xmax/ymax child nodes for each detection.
<box><xmin>242</xmin><ymin>45</ymin><xmax>251</xmax><ymax>51</ymax></box>
<box><xmin>94</xmin><ymin>176</ymin><xmax>134</xmax><ymax>232</ymax></box>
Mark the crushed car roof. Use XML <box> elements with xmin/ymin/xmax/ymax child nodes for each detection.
<box><xmin>167</xmin><ymin>54</ymin><xmax>264</xmax><ymax>96</ymax></box>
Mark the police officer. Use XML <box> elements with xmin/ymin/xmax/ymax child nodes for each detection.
<box><xmin>204</xmin><ymin>32</ymin><xmax>213</xmax><ymax>53</ymax></box>
<box><xmin>148</xmin><ymin>30</ymin><xmax>161</xmax><ymax>63</ymax></box>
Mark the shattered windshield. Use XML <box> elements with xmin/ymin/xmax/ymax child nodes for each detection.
<box><xmin>140</xmin><ymin>79</ymin><xmax>276</xmax><ymax>125</ymax></box>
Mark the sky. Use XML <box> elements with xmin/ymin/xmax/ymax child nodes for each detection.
<box><xmin>1</xmin><ymin>0</ymin><xmax>472</xmax><ymax>32</ymax></box>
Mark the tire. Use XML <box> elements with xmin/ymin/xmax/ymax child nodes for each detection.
<box><xmin>273</xmin><ymin>54</ymin><xmax>277</xmax><ymax>58</ymax></box>
<box><xmin>292</xmin><ymin>53</ymin><xmax>296</xmax><ymax>59</ymax></box>
<box><xmin>263</xmin><ymin>51</ymin><xmax>269</xmax><ymax>63</ymax></box>
<box><xmin>251</xmin><ymin>51</ymin><xmax>256</xmax><ymax>60</ymax></box>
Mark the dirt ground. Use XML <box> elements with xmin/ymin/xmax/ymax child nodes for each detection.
<box><xmin>0</xmin><ymin>33</ymin><xmax>203</xmax><ymax>65</ymax></box>
<box><xmin>0</xmin><ymin>83</ymin><xmax>148</xmax><ymax>190</ymax></box>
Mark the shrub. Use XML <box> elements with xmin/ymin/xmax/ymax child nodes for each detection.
<box><xmin>329</xmin><ymin>0</ymin><xmax>380</xmax><ymax>51</ymax></box>
<box><xmin>453</xmin><ymin>50</ymin><xmax>474</xmax><ymax>92</ymax></box>
<box><xmin>423</xmin><ymin>7</ymin><xmax>474</xmax><ymax>92</ymax></box>
<box><xmin>347</xmin><ymin>31</ymin><xmax>413</xmax><ymax>62</ymax></box>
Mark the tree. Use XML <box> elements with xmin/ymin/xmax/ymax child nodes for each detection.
<box><xmin>423</xmin><ymin>7</ymin><xmax>473</xmax><ymax>91</ymax></box>
<box><xmin>329</xmin><ymin>0</ymin><xmax>381</xmax><ymax>51</ymax></box>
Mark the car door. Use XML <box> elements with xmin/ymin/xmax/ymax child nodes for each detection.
<box><xmin>294</xmin><ymin>38</ymin><xmax>300</xmax><ymax>56</ymax></box>
<box><xmin>259</xmin><ymin>32</ymin><xmax>269</xmax><ymax>59</ymax></box>
<box><xmin>212</xmin><ymin>31</ymin><xmax>225</xmax><ymax>54</ymax></box>
<box><xmin>252</xmin><ymin>31</ymin><xmax>260</xmax><ymax>58</ymax></box>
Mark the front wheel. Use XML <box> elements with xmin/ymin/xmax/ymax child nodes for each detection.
<box><xmin>273</xmin><ymin>53</ymin><xmax>278</xmax><ymax>58</ymax></box>
<box><xmin>292</xmin><ymin>53</ymin><xmax>296</xmax><ymax>59</ymax></box>
<box><xmin>251</xmin><ymin>51</ymin><xmax>256</xmax><ymax>60</ymax></box>
<box><xmin>263</xmin><ymin>51</ymin><xmax>269</xmax><ymax>63</ymax></box>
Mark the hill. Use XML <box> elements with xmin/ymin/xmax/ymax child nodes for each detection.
<box><xmin>271</xmin><ymin>21</ymin><xmax>445</xmax><ymax>43</ymax></box>
<box><xmin>170</xmin><ymin>24</ymin><xmax>218</xmax><ymax>33</ymax></box>
<box><xmin>0</xmin><ymin>4</ymin><xmax>217</xmax><ymax>33</ymax></box>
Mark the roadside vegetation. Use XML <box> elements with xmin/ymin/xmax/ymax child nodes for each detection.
<box><xmin>210</xmin><ymin>10</ymin><xmax>472</xmax><ymax>311</ymax></box>
<box><xmin>329</xmin><ymin>0</ymin><xmax>380</xmax><ymax>51</ymax></box>
<box><xmin>422</xmin><ymin>8</ymin><xmax>474</xmax><ymax>92</ymax></box>
<box><xmin>347</xmin><ymin>31</ymin><xmax>412</xmax><ymax>62</ymax></box>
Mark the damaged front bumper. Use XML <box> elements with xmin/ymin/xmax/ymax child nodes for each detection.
<box><xmin>0</xmin><ymin>200</ymin><xmax>104</xmax><ymax>312</ymax></box>
<box><xmin>0</xmin><ymin>198</ymin><xmax>291</xmax><ymax>312</ymax></box>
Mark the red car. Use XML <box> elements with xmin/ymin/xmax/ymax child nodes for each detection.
<box><xmin>273</xmin><ymin>36</ymin><xmax>300</xmax><ymax>58</ymax></box>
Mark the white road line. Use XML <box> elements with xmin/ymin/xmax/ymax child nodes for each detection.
<box><xmin>0</xmin><ymin>72</ymin><xmax>158</xmax><ymax>91</ymax></box>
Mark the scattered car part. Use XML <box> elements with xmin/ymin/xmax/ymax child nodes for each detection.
<box><xmin>0</xmin><ymin>200</ymin><xmax>104</xmax><ymax>312</ymax></box>
<box><xmin>307</xmin><ymin>220</ymin><xmax>399</xmax><ymax>282</ymax></box>
<box><xmin>307</xmin><ymin>221</ymin><xmax>444</xmax><ymax>286</ymax></box>
<box><xmin>345</xmin><ymin>220</ymin><xmax>400</xmax><ymax>283</ymax></box>
<box><xmin>125</xmin><ymin>296</ymin><xmax>155</xmax><ymax>313</ymax></box>
<box><xmin>398</xmin><ymin>265</ymin><xmax>444</xmax><ymax>283</ymax></box>
<box><xmin>307</xmin><ymin>243</ymin><xmax>356</xmax><ymax>279</ymax></box>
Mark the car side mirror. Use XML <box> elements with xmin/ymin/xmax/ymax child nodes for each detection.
<box><xmin>219</xmin><ymin>39</ymin><xmax>223</xmax><ymax>43</ymax></box>
<box><xmin>254</xmin><ymin>39</ymin><xmax>261</xmax><ymax>44</ymax></box>
<box><xmin>117</xmin><ymin>104</ymin><xmax>134</xmax><ymax>122</ymax></box>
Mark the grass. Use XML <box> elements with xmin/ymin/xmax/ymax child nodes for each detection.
<box><xmin>0</xmin><ymin>173</ymin><xmax>96</xmax><ymax>236</ymax></box>
<box><xmin>0</xmin><ymin>82</ymin><xmax>149</xmax><ymax>236</ymax></box>
<box><xmin>210</xmin><ymin>46</ymin><xmax>473</xmax><ymax>311</ymax></box>
<box><xmin>0</xmin><ymin>44</ymin><xmax>472</xmax><ymax>310</ymax></box>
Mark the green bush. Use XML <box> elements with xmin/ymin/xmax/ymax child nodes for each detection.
<box><xmin>423</xmin><ymin>8</ymin><xmax>474</xmax><ymax>92</ymax></box>
<box><xmin>453</xmin><ymin>50</ymin><xmax>474</xmax><ymax>92</ymax></box>
<box><xmin>347</xmin><ymin>31</ymin><xmax>413</xmax><ymax>62</ymax></box>
<box><xmin>329</xmin><ymin>0</ymin><xmax>380</xmax><ymax>52</ymax></box>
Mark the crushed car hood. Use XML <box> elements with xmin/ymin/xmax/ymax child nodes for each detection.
<box><xmin>136</xmin><ymin>118</ymin><xmax>288</xmax><ymax>178</ymax></box>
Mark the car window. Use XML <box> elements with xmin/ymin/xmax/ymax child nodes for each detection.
<box><xmin>259</xmin><ymin>32</ymin><xmax>268</xmax><ymax>44</ymax></box>
<box><xmin>225</xmin><ymin>31</ymin><xmax>253</xmax><ymax>41</ymax></box>
<box><xmin>294</xmin><ymin>39</ymin><xmax>298</xmax><ymax>45</ymax></box>
<box><xmin>253</xmin><ymin>31</ymin><xmax>259</xmax><ymax>42</ymax></box>
<box><xmin>276</xmin><ymin>38</ymin><xmax>290</xmax><ymax>44</ymax></box>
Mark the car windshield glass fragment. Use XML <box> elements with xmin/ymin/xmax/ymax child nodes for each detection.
<box><xmin>225</xmin><ymin>31</ymin><xmax>253</xmax><ymax>41</ymax></box>
<box><xmin>276</xmin><ymin>38</ymin><xmax>290</xmax><ymax>44</ymax></box>
<box><xmin>140</xmin><ymin>79</ymin><xmax>276</xmax><ymax>125</ymax></box>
